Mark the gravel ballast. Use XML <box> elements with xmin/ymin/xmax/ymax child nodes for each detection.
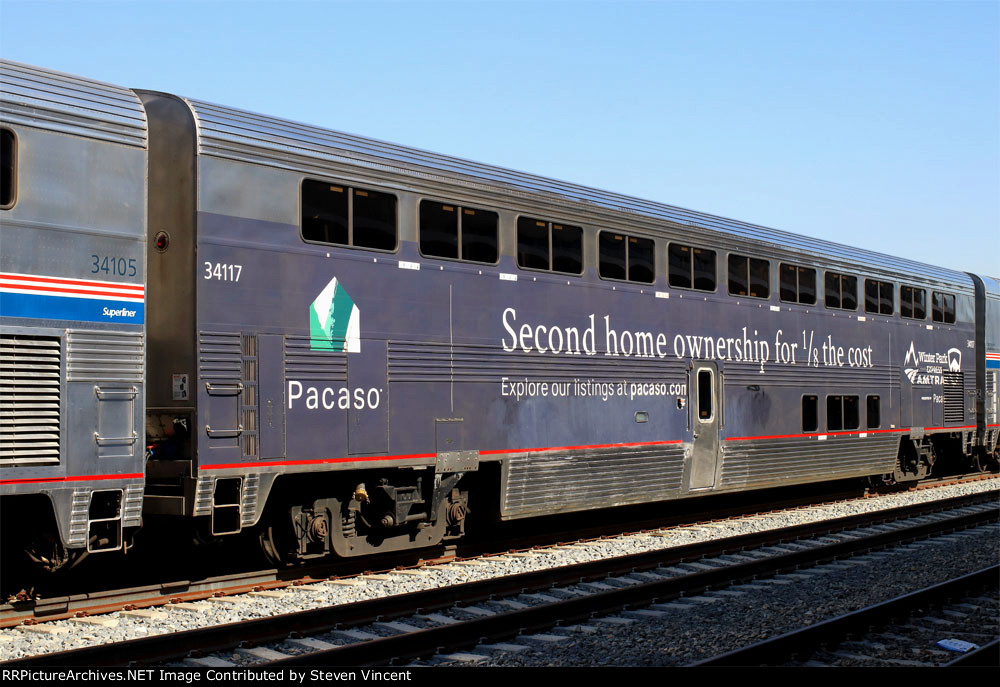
<box><xmin>1</xmin><ymin>478</ymin><xmax>996</xmax><ymax>663</ymax></box>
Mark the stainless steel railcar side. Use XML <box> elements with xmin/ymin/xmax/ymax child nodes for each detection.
<box><xmin>136</xmin><ymin>87</ymin><xmax>996</xmax><ymax>564</ymax></box>
<box><xmin>2</xmin><ymin>60</ymin><xmax>996</xmax><ymax>571</ymax></box>
<box><xmin>0</xmin><ymin>61</ymin><xmax>147</xmax><ymax>570</ymax></box>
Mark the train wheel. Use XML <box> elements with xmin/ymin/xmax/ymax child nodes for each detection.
<box><xmin>258</xmin><ymin>514</ymin><xmax>297</xmax><ymax>567</ymax></box>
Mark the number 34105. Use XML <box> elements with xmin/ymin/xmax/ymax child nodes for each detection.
<box><xmin>91</xmin><ymin>255</ymin><xmax>137</xmax><ymax>277</ymax></box>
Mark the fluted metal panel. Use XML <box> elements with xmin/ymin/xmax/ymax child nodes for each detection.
<box><xmin>66</xmin><ymin>330</ymin><xmax>143</xmax><ymax>382</ymax></box>
<box><xmin>0</xmin><ymin>60</ymin><xmax>146</xmax><ymax>148</ymax></box>
<box><xmin>188</xmin><ymin>97</ymin><xmax>970</xmax><ymax>290</ymax></box>
<box><xmin>122</xmin><ymin>482</ymin><xmax>144</xmax><ymax>528</ymax></box>
<box><xmin>284</xmin><ymin>336</ymin><xmax>348</xmax><ymax>381</ymax></box>
<box><xmin>720</xmin><ymin>435</ymin><xmax>900</xmax><ymax>489</ymax></box>
<box><xmin>723</xmin><ymin>362</ymin><xmax>899</xmax><ymax>387</ymax></box>
<box><xmin>388</xmin><ymin>340</ymin><xmax>688</xmax><ymax>383</ymax></box>
<box><xmin>199</xmin><ymin>331</ymin><xmax>242</xmax><ymax>380</ymax></box>
<box><xmin>0</xmin><ymin>334</ymin><xmax>61</xmax><ymax>465</ymax></box>
<box><xmin>502</xmin><ymin>444</ymin><xmax>687</xmax><ymax>519</ymax></box>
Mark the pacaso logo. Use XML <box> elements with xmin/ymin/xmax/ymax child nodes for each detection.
<box><xmin>310</xmin><ymin>277</ymin><xmax>360</xmax><ymax>352</ymax></box>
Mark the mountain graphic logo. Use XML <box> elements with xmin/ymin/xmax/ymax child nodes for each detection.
<box><xmin>903</xmin><ymin>341</ymin><xmax>919</xmax><ymax>384</ymax></box>
<box><xmin>310</xmin><ymin>277</ymin><xmax>360</xmax><ymax>352</ymax></box>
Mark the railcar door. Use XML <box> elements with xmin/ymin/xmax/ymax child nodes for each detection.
<box><xmin>689</xmin><ymin>362</ymin><xmax>720</xmax><ymax>490</ymax></box>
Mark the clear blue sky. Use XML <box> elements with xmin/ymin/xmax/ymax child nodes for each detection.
<box><xmin>2</xmin><ymin>0</ymin><xmax>997</xmax><ymax>276</ymax></box>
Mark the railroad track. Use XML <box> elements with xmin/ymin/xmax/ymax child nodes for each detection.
<box><xmin>692</xmin><ymin>565</ymin><xmax>999</xmax><ymax>667</ymax></box>
<box><xmin>4</xmin><ymin>489</ymin><xmax>996</xmax><ymax>667</ymax></box>
<box><xmin>4</xmin><ymin>474</ymin><xmax>994</xmax><ymax>630</ymax></box>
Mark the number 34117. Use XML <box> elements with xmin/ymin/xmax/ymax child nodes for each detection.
<box><xmin>204</xmin><ymin>262</ymin><xmax>242</xmax><ymax>282</ymax></box>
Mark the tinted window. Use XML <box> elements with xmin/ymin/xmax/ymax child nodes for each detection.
<box><xmin>420</xmin><ymin>201</ymin><xmax>459</xmax><ymax>259</ymax></box>
<box><xmin>867</xmin><ymin>395</ymin><xmax>880</xmax><ymax>428</ymax></box>
<box><xmin>352</xmin><ymin>189</ymin><xmax>397</xmax><ymax>250</ymax></box>
<box><xmin>420</xmin><ymin>201</ymin><xmax>498</xmax><ymax>263</ymax></box>
<box><xmin>461</xmin><ymin>208</ymin><xmax>499</xmax><ymax>263</ymax></box>
<box><xmin>551</xmin><ymin>223</ymin><xmax>582</xmax><ymax>274</ymax></box>
<box><xmin>517</xmin><ymin>217</ymin><xmax>582</xmax><ymax>275</ymax></box>
<box><xmin>669</xmin><ymin>243</ymin><xmax>716</xmax><ymax>291</ymax></box>
<box><xmin>825</xmin><ymin>272</ymin><xmax>857</xmax><ymax>310</ymax></box>
<box><xmin>600</xmin><ymin>232</ymin><xmax>654</xmax><ymax>283</ymax></box>
<box><xmin>828</xmin><ymin>395</ymin><xmax>860</xmax><ymax>431</ymax></box>
<box><xmin>901</xmin><ymin>285</ymin><xmax>926</xmax><ymax>320</ymax></box>
<box><xmin>729</xmin><ymin>254</ymin><xmax>769</xmax><ymax>298</ymax></box>
<box><xmin>865</xmin><ymin>279</ymin><xmax>893</xmax><ymax>315</ymax></box>
<box><xmin>802</xmin><ymin>395</ymin><xmax>818</xmax><ymax>432</ymax></box>
<box><xmin>698</xmin><ymin>370</ymin><xmax>713</xmax><ymax>421</ymax></box>
<box><xmin>1</xmin><ymin>128</ymin><xmax>13</xmax><ymax>208</ymax></box>
<box><xmin>780</xmin><ymin>263</ymin><xmax>816</xmax><ymax>304</ymax></box>
<box><xmin>628</xmin><ymin>236</ymin><xmax>655</xmax><ymax>283</ymax></box>
<box><xmin>302</xmin><ymin>180</ymin><xmax>348</xmax><ymax>245</ymax></box>
<box><xmin>932</xmin><ymin>292</ymin><xmax>956</xmax><ymax>324</ymax></box>
<box><xmin>599</xmin><ymin>232</ymin><xmax>627</xmax><ymax>280</ymax></box>
<box><xmin>517</xmin><ymin>217</ymin><xmax>549</xmax><ymax>270</ymax></box>
<box><xmin>302</xmin><ymin>179</ymin><xmax>396</xmax><ymax>250</ymax></box>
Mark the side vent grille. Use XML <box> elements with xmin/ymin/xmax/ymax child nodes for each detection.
<box><xmin>241</xmin><ymin>334</ymin><xmax>258</xmax><ymax>460</ymax></box>
<box><xmin>942</xmin><ymin>372</ymin><xmax>964</xmax><ymax>423</ymax></box>
<box><xmin>1</xmin><ymin>335</ymin><xmax>62</xmax><ymax>466</ymax></box>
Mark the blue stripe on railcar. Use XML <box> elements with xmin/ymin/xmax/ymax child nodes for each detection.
<box><xmin>0</xmin><ymin>292</ymin><xmax>145</xmax><ymax>324</ymax></box>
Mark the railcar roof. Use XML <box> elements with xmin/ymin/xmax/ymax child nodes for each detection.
<box><xmin>186</xmin><ymin>96</ymin><xmax>974</xmax><ymax>291</ymax></box>
<box><xmin>0</xmin><ymin>60</ymin><xmax>146</xmax><ymax>148</ymax></box>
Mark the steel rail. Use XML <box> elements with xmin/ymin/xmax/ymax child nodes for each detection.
<box><xmin>690</xmin><ymin>565</ymin><xmax>1000</xmax><ymax>667</ymax></box>
<box><xmin>3</xmin><ymin>490</ymin><xmax>995</xmax><ymax>668</ymax></box>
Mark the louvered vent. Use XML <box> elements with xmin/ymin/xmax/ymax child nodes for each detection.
<box><xmin>1</xmin><ymin>335</ymin><xmax>61</xmax><ymax>466</ymax></box>
<box><xmin>942</xmin><ymin>372</ymin><xmax>964</xmax><ymax>423</ymax></box>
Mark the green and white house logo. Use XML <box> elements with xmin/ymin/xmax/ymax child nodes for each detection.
<box><xmin>310</xmin><ymin>277</ymin><xmax>360</xmax><ymax>352</ymax></box>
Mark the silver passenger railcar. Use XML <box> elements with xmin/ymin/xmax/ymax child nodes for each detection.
<box><xmin>1</xmin><ymin>60</ymin><xmax>997</xmax><ymax>571</ymax></box>
<box><xmin>1</xmin><ymin>62</ymin><xmax>146</xmax><ymax>570</ymax></box>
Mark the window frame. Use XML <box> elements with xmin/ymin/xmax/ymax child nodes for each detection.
<box><xmin>696</xmin><ymin>368</ymin><xmax>715</xmax><ymax>423</ymax></box>
<box><xmin>1</xmin><ymin>127</ymin><xmax>16</xmax><ymax>210</ymax></box>
<box><xmin>778</xmin><ymin>261</ymin><xmax>817</xmax><ymax>305</ymax></box>
<box><xmin>515</xmin><ymin>215</ymin><xmax>584</xmax><ymax>276</ymax></box>
<box><xmin>667</xmin><ymin>242</ymin><xmax>718</xmax><ymax>293</ymax></box>
<box><xmin>598</xmin><ymin>230</ymin><xmax>655</xmax><ymax>284</ymax></box>
<box><xmin>824</xmin><ymin>270</ymin><xmax>858</xmax><ymax>311</ymax></box>
<box><xmin>827</xmin><ymin>394</ymin><xmax>861</xmax><ymax>431</ymax></box>
<box><xmin>727</xmin><ymin>253</ymin><xmax>771</xmax><ymax>300</ymax></box>
<box><xmin>931</xmin><ymin>291</ymin><xmax>956</xmax><ymax>324</ymax></box>
<box><xmin>864</xmin><ymin>278</ymin><xmax>895</xmax><ymax>316</ymax></box>
<box><xmin>866</xmin><ymin>394</ymin><xmax>881</xmax><ymax>429</ymax></box>
<box><xmin>417</xmin><ymin>198</ymin><xmax>500</xmax><ymax>266</ymax></box>
<box><xmin>900</xmin><ymin>284</ymin><xmax>927</xmax><ymax>320</ymax></box>
<box><xmin>802</xmin><ymin>394</ymin><xmax>819</xmax><ymax>433</ymax></box>
<box><xmin>300</xmin><ymin>178</ymin><xmax>399</xmax><ymax>254</ymax></box>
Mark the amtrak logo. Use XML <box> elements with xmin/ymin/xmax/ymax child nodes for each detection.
<box><xmin>902</xmin><ymin>341</ymin><xmax>960</xmax><ymax>385</ymax></box>
<box><xmin>309</xmin><ymin>277</ymin><xmax>360</xmax><ymax>352</ymax></box>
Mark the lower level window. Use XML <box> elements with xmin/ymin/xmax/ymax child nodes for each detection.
<box><xmin>828</xmin><ymin>395</ymin><xmax>860</xmax><ymax>431</ymax></box>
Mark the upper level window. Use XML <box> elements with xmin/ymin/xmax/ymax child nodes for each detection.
<box><xmin>1</xmin><ymin>128</ymin><xmax>14</xmax><ymax>209</ymax></box>
<box><xmin>668</xmin><ymin>243</ymin><xmax>716</xmax><ymax>291</ymax></box>
<box><xmin>864</xmin><ymin>279</ymin><xmax>894</xmax><ymax>315</ymax></box>
<box><xmin>302</xmin><ymin>179</ymin><xmax>397</xmax><ymax>251</ymax></box>
<box><xmin>932</xmin><ymin>292</ymin><xmax>956</xmax><ymax>324</ymax></box>
<box><xmin>419</xmin><ymin>200</ymin><xmax>498</xmax><ymax>264</ymax></box>
<box><xmin>728</xmin><ymin>254</ymin><xmax>770</xmax><ymax>298</ymax></box>
<box><xmin>900</xmin><ymin>285</ymin><xmax>926</xmax><ymax>320</ymax></box>
<box><xmin>517</xmin><ymin>216</ymin><xmax>583</xmax><ymax>275</ymax></box>
<box><xmin>779</xmin><ymin>263</ymin><xmax>816</xmax><ymax>305</ymax></box>
<box><xmin>825</xmin><ymin>271</ymin><xmax>857</xmax><ymax>310</ymax></box>
<box><xmin>599</xmin><ymin>231</ymin><xmax>654</xmax><ymax>283</ymax></box>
